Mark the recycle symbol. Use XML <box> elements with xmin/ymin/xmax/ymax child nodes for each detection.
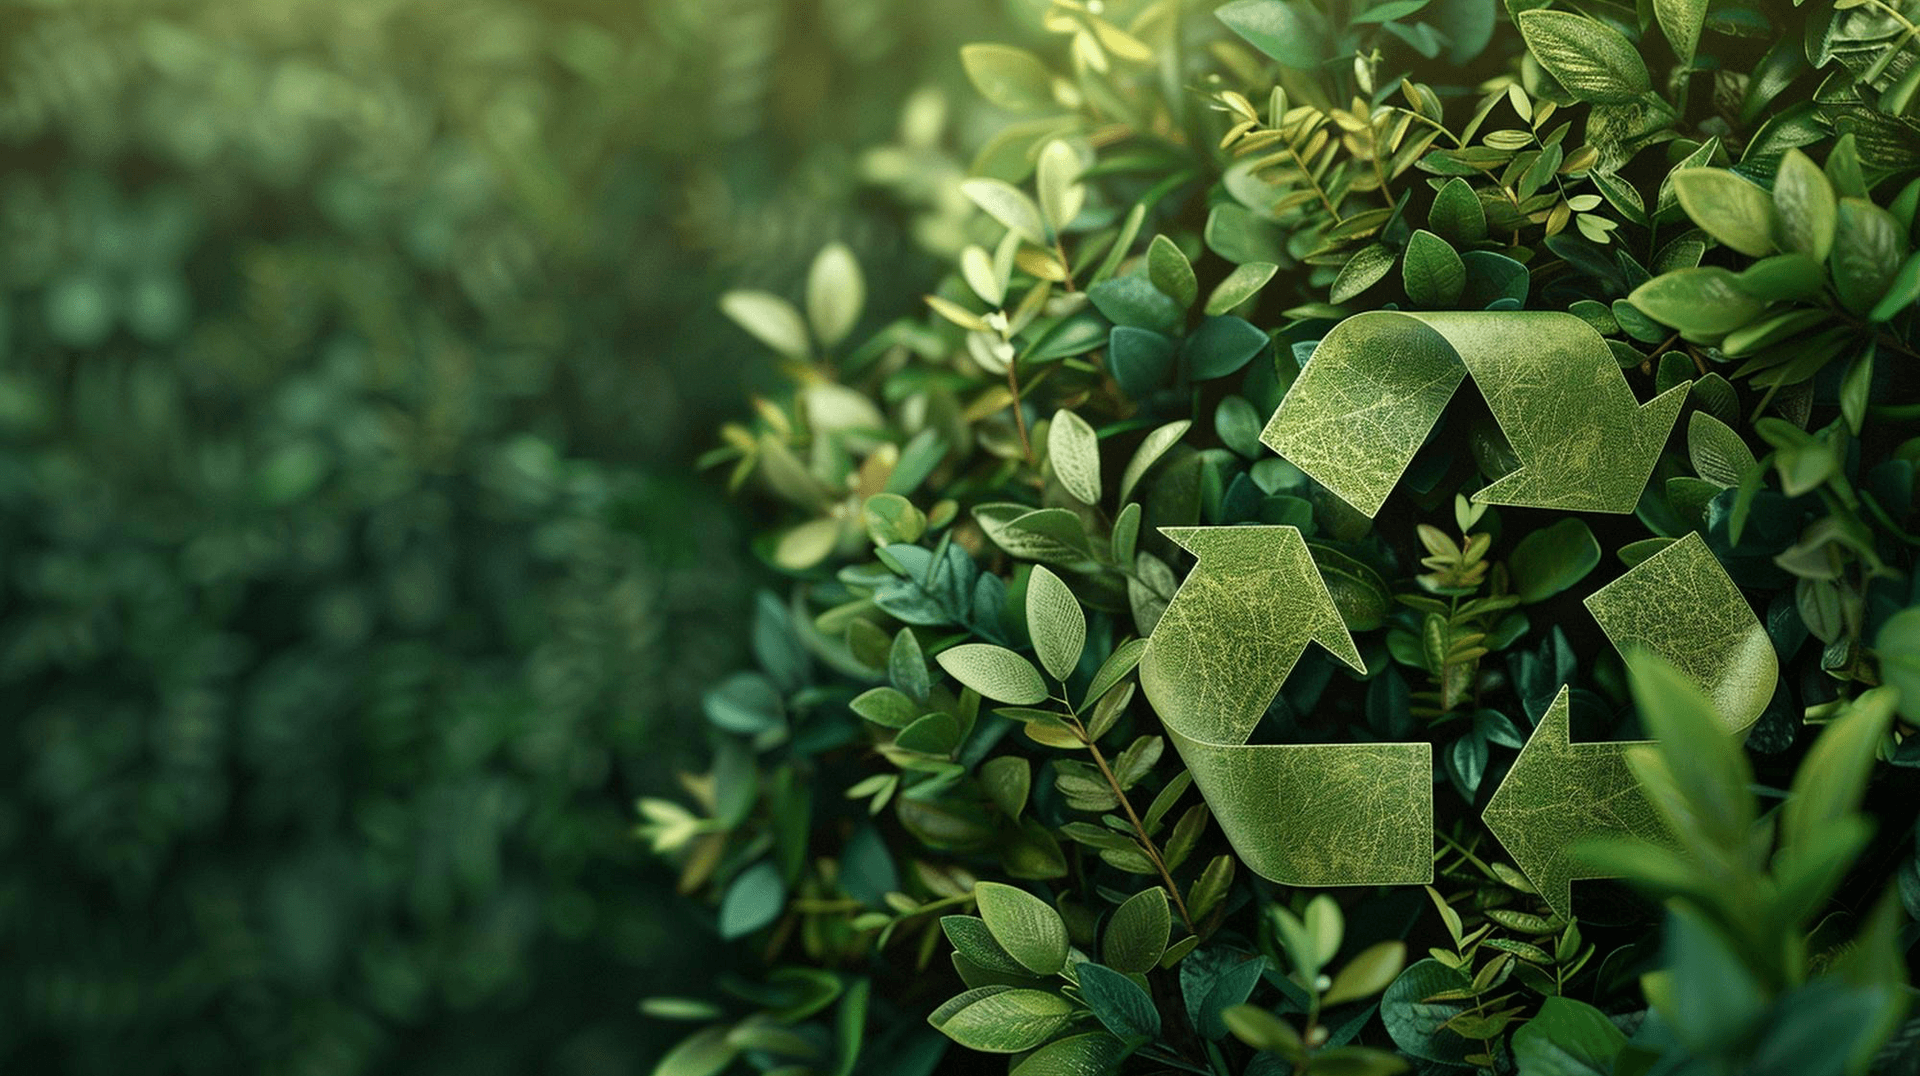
<box><xmin>1137</xmin><ymin>311</ymin><xmax>1779</xmax><ymax>919</ymax></box>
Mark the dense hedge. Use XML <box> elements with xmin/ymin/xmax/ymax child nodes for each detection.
<box><xmin>653</xmin><ymin>1</ymin><xmax>1920</xmax><ymax>1074</ymax></box>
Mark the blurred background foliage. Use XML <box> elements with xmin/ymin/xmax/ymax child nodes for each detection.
<box><xmin>0</xmin><ymin>0</ymin><xmax>1010</xmax><ymax>1071</ymax></box>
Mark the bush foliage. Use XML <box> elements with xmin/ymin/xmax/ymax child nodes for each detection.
<box><xmin>654</xmin><ymin>1</ymin><xmax>1920</xmax><ymax>1075</ymax></box>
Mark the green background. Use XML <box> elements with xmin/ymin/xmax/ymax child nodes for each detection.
<box><xmin>0</xmin><ymin>0</ymin><xmax>999</xmax><ymax>1070</ymax></box>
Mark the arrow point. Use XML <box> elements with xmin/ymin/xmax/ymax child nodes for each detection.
<box><xmin>1483</xmin><ymin>688</ymin><xmax>1575</xmax><ymax>919</ymax></box>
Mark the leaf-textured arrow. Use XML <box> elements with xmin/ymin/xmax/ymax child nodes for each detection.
<box><xmin>1138</xmin><ymin>526</ymin><xmax>1432</xmax><ymax>886</ymax></box>
<box><xmin>1261</xmin><ymin>311</ymin><xmax>1689</xmax><ymax>518</ymax></box>
<box><xmin>1483</xmin><ymin>533</ymin><xmax>1777</xmax><ymax>918</ymax></box>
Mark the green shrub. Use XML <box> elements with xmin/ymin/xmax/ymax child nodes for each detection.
<box><xmin>653</xmin><ymin>1</ymin><xmax>1920</xmax><ymax>1074</ymax></box>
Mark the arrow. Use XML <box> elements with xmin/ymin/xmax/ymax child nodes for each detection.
<box><xmin>1138</xmin><ymin>526</ymin><xmax>1433</xmax><ymax>887</ymax></box>
<box><xmin>1483</xmin><ymin>533</ymin><xmax>1777</xmax><ymax>918</ymax></box>
<box><xmin>1261</xmin><ymin>311</ymin><xmax>1689</xmax><ymax>518</ymax></box>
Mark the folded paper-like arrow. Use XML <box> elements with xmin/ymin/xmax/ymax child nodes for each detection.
<box><xmin>1482</xmin><ymin>532</ymin><xmax>1778</xmax><ymax>919</ymax></box>
<box><xmin>1139</xmin><ymin>529</ymin><xmax>1777</xmax><ymax>917</ymax></box>
<box><xmin>1137</xmin><ymin>525</ymin><xmax>1433</xmax><ymax>886</ymax></box>
<box><xmin>1262</xmin><ymin>311</ymin><xmax>1690</xmax><ymax>517</ymax></box>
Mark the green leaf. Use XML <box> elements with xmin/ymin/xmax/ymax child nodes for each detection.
<box><xmin>942</xmin><ymin>915</ymin><xmax>1033</xmax><ymax>976</ymax></box>
<box><xmin>1077</xmin><ymin>963</ymin><xmax>1161</xmax><ymax>1039</ymax></box>
<box><xmin>1217</xmin><ymin>0</ymin><xmax>1323</xmax><ymax>69</ymax></box>
<box><xmin>1184</xmin><ymin>315</ymin><xmax>1270</xmax><ymax>380</ymax></box>
<box><xmin>652</xmin><ymin>1026</ymin><xmax>739</xmax><ymax>1076</ymax></box>
<box><xmin>981</xmin><ymin>756</ymin><xmax>1032</xmax><ymax>820</ymax></box>
<box><xmin>1771</xmin><ymin>149</ymin><xmax>1837</xmax><ymax>264</ymax></box>
<box><xmin>1653</xmin><ymin>0</ymin><xmax>1707</xmax><ymax>63</ymax></box>
<box><xmin>1216</xmin><ymin>395</ymin><xmax>1265</xmax><ymax>458</ymax></box>
<box><xmin>1402</xmin><ymin>230</ymin><xmax>1466</xmax><ymax>308</ymax></box>
<box><xmin>1625</xmin><ymin>652</ymin><xmax>1755</xmax><ymax>856</ymax></box>
<box><xmin>1149</xmin><ymin>234</ymin><xmax>1198</xmax><ymax>309</ymax></box>
<box><xmin>718</xmin><ymin>862</ymin><xmax>786</xmax><ymax>939</ymax></box>
<box><xmin>1331</xmin><ymin>243</ymin><xmax>1395</xmax><ymax>304</ymax></box>
<box><xmin>1672</xmin><ymin>170</ymin><xmax>1777</xmax><ymax>257</ymax></box>
<box><xmin>1831</xmin><ymin>198</ymin><xmax>1910</xmax><ymax>316</ymax></box>
<box><xmin>1206</xmin><ymin>261</ymin><xmax>1279</xmax><ymax>315</ymax></box>
<box><xmin>1628</xmin><ymin>268</ymin><xmax>1769</xmax><ymax>335</ymax></box>
<box><xmin>1869</xmin><ymin>249</ymin><xmax>1920</xmax><ymax>322</ymax></box>
<box><xmin>1118</xmin><ymin>419</ymin><xmax>1191</xmax><ymax>506</ymax></box>
<box><xmin>1381</xmin><ymin>959</ymin><xmax>1476</xmax><ymax>1064</ymax></box>
<box><xmin>1781</xmin><ymin>687</ymin><xmax>1896</xmax><ymax>853</ymax></box>
<box><xmin>1103</xmin><ymin>887</ymin><xmax>1172</xmax><ymax>973</ymax></box>
<box><xmin>1510</xmin><ymin>996</ymin><xmax>1627</xmax><ymax>1076</ymax></box>
<box><xmin>1224</xmin><ymin>1005</ymin><xmax>1306</xmax><ymax>1059</ymax></box>
<box><xmin>962</xmin><ymin>178</ymin><xmax>1047</xmax><ymax>245</ymax></box>
<box><xmin>960</xmin><ymin>43</ymin><xmax>1054</xmax><ymax>112</ymax></box>
<box><xmin>1516</xmin><ymin>10</ymin><xmax>1652</xmax><ymax>104</ymax></box>
<box><xmin>1322</xmin><ymin>940</ymin><xmax>1408</xmax><ymax>1007</ymax></box>
<box><xmin>927</xmin><ymin>986</ymin><xmax>1074</xmax><ymax>1052</ymax></box>
<box><xmin>937</xmin><ymin>644</ymin><xmax>1049</xmax><ymax>705</ymax></box>
<box><xmin>1429</xmin><ymin>178</ymin><xmax>1488</xmax><ymax>246</ymax></box>
<box><xmin>1036</xmin><ymin>141</ymin><xmax>1085</xmax><ymax>235</ymax></box>
<box><xmin>1089</xmin><ymin>276</ymin><xmax>1184</xmax><ymax>334</ymax></box>
<box><xmin>806</xmin><ymin>243</ymin><xmax>864</xmax><ymax>349</ymax></box>
<box><xmin>1008</xmin><ymin>1032</ymin><xmax>1129</xmax><ymax>1076</ymax></box>
<box><xmin>1875</xmin><ymin>607</ymin><xmax>1920</xmax><ymax>720</ymax></box>
<box><xmin>890</xmin><ymin>628</ymin><xmax>930</xmax><ymax>702</ymax></box>
<box><xmin>1660</xmin><ymin>904</ymin><xmax>1765</xmax><ymax>1054</ymax></box>
<box><xmin>1108</xmin><ymin>326</ymin><xmax>1178</xmax><ymax>398</ymax></box>
<box><xmin>1047</xmin><ymin>408</ymin><xmax>1103</xmax><ymax>505</ymax></box>
<box><xmin>851</xmin><ymin>686</ymin><xmax>920</xmax><ymax>729</ymax></box>
<box><xmin>720</xmin><ymin>290</ymin><xmax>810</xmax><ymax>359</ymax></box>
<box><xmin>1687</xmin><ymin>411</ymin><xmax>1756</xmax><ymax>487</ymax></box>
<box><xmin>1026</xmin><ymin>566</ymin><xmax>1087</xmax><ymax>681</ymax></box>
<box><xmin>973</xmin><ymin>882</ymin><xmax>1070</xmax><ymax>975</ymax></box>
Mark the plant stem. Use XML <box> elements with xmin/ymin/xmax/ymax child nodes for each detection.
<box><xmin>1070</xmin><ymin>708</ymin><xmax>1197</xmax><ymax>933</ymax></box>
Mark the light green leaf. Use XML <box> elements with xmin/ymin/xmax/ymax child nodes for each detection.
<box><xmin>1118</xmin><ymin>419</ymin><xmax>1191</xmax><ymax>506</ymax></box>
<box><xmin>719</xmin><ymin>862</ymin><xmax>787</xmax><ymax>938</ymax></box>
<box><xmin>927</xmin><ymin>986</ymin><xmax>1074</xmax><ymax>1052</ymax></box>
<box><xmin>806</xmin><ymin>243</ymin><xmax>864</xmax><ymax>349</ymax></box>
<box><xmin>1036</xmin><ymin>140</ymin><xmax>1085</xmax><ymax>235</ymax></box>
<box><xmin>1149</xmin><ymin>234</ymin><xmax>1198</xmax><ymax>309</ymax></box>
<box><xmin>1653</xmin><ymin>0</ymin><xmax>1706</xmax><ymax>63</ymax></box>
<box><xmin>1216</xmin><ymin>0</ymin><xmax>1322</xmax><ymax>68</ymax></box>
<box><xmin>1781</xmin><ymin>687</ymin><xmax>1896</xmax><ymax>853</ymax></box>
<box><xmin>1322</xmin><ymin>941</ymin><xmax>1407</xmax><ymax>1007</ymax></box>
<box><xmin>720</xmin><ymin>290</ymin><xmax>810</xmax><ymax>360</ymax></box>
<box><xmin>1026</xmin><ymin>566</ymin><xmax>1087</xmax><ymax>681</ymax></box>
<box><xmin>652</xmin><ymin>1026</ymin><xmax>739</xmax><ymax>1076</ymax></box>
<box><xmin>1516</xmin><ymin>11</ymin><xmax>1652</xmax><ymax>103</ymax></box>
<box><xmin>1672</xmin><ymin>170</ymin><xmax>1777</xmax><ymax>257</ymax></box>
<box><xmin>1206</xmin><ymin>261</ymin><xmax>1278</xmax><ymax>315</ymax></box>
<box><xmin>1331</xmin><ymin>243</ymin><xmax>1395</xmax><ymax>304</ymax></box>
<box><xmin>1628</xmin><ymin>268</ymin><xmax>1769</xmax><ymax>336</ymax></box>
<box><xmin>1047</xmin><ymin>408</ymin><xmax>1102</xmax><ymax>505</ymax></box>
<box><xmin>962</xmin><ymin>178</ymin><xmax>1047</xmax><ymax>245</ymax></box>
<box><xmin>1771</xmin><ymin>149</ymin><xmax>1837</xmax><ymax>264</ymax></box>
<box><xmin>960</xmin><ymin>43</ymin><xmax>1054</xmax><ymax>113</ymax></box>
<box><xmin>937</xmin><ymin>644</ymin><xmax>1048</xmax><ymax>705</ymax></box>
<box><xmin>972</xmin><ymin>882</ymin><xmax>1070</xmax><ymax>975</ymax></box>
